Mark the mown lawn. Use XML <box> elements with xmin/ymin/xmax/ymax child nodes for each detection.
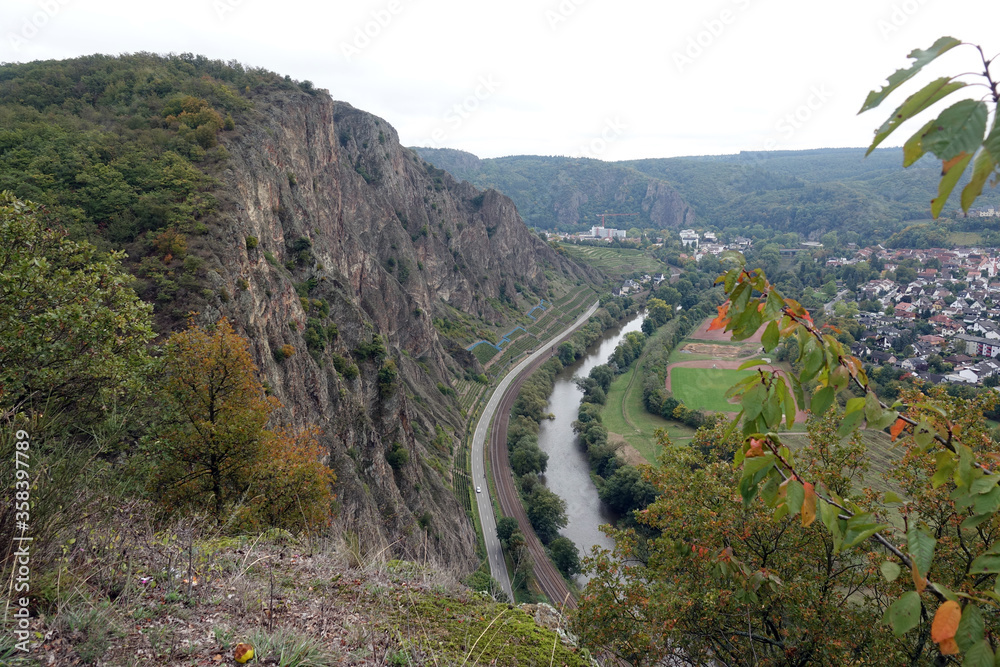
<box><xmin>601</xmin><ymin>365</ymin><xmax>696</xmax><ymax>463</ymax></box>
<box><xmin>671</xmin><ymin>367</ymin><xmax>755</xmax><ymax>413</ymax></box>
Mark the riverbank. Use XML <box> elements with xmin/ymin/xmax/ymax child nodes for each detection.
<box><xmin>535</xmin><ymin>312</ymin><xmax>645</xmax><ymax>585</ymax></box>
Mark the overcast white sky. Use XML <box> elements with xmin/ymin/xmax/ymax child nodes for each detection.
<box><xmin>1</xmin><ymin>0</ymin><xmax>997</xmax><ymax>160</ymax></box>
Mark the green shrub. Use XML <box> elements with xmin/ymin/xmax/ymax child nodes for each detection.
<box><xmin>332</xmin><ymin>353</ymin><xmax>358</xmax><ymax>380</ymax></box>
<box><xmin>386</xmin><ymin>441</ymin><xmax>409</xmax><ymax>470</ymax></box>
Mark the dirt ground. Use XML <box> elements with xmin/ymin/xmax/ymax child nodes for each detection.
<box><xmin>676</xmin><ymin>342</ymin><xmax>761</xmax><ymax>359</ymax></box>
<box><xmin>609</xmin><ymin>432</ymin><xmax>650</xmax><ymax>466</ymax></box>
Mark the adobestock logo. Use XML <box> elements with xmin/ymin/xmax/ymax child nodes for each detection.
<box><xmin>545</xmin><ymin>0</ymin><xmax>589</xmax><ymax>31</ymax></box>
<box><xmin>6</xmin><ymin>0</ymin><xmax>71</xmax><ymax>52</ymax></box>
<box><xmin>760</xmin><ymin>85</ymin><xmax>834</xmax><ymax>151</ymax></box>
<box><xmin>877</xmin><ymin>0</ymin><xmax>932</xmax><ymax>40</ymax></box>
<box><xmin>340</xmin><ymin>0</ymin><xmax>410</xmax><ymax>62</ymax></box>
<box><xmin>212</xmin><ymin>0</ymin><xmax>246</xmax><ymax>21</ymax></box>
<box><xmin>577</xmin><ymin>117</ymin><xmax>628</xmax><ymax>159</ymax></box>
<box><xmin>672</xmin><ymin>0</ymin><xmax>753</xmax><ymax>74</ymax></box>
<box><xmin>423</xmin><ymin>75</ymin><xmax>502</xmax><ymax>148</ymax></box>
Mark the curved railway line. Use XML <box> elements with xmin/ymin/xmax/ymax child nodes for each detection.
<box><xmin>489</xmin><ymin>348</ymin><xmax>578</xmax><ymax>610</ymax></box>
<box><xmin>478</xmin><ymin>303</ymin><xmax>602</xmax><ymax>611</ymax></box>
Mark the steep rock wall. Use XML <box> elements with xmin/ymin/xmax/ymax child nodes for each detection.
<box><xmin>193</xmin><ymin>89</ymin><xmax>595</xmax><ymax>571</ymax></box>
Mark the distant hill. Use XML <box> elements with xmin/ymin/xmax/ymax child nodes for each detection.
<box><xmin>413</xmin><ymin>148</ymin><xmax>695</xmax><ymax>232</ymax></box>
<box><xmin>415</xmin><ymin>146</ymin><xmax>1000</xmax><ymax>241</ymax></box>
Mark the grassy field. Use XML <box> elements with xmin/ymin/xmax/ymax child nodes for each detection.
<box><xmin>671</xmin><ymin>367</ymin><xmax>755</xmax><ymax>413</ymax></box>
<box><xmin>598</xmin><ymin>317</ymin><xmax>699</xmax><ymax>463</ymax></box>
<box><xmin>948</xmin><ymin>231</ymin><xmax>983</xmax><ymax>246</ymax></box>
<box><xmin>601</xmin><ymin>364</ymin><xmax>696</xmax><ymax>463</ymax></box>
<box><xmin>558</xmin><ymin>244</ymin><xmax>668</xmax><ymax>278</ymax></box>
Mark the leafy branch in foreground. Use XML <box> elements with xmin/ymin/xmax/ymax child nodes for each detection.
<box><xmin>713</xmin><ymin>252</ymin><xmax>1000</xmax><ymax>660</ymax></box>
<box><xmin>859</xmin><ymin>36</ymin><xmax>999</xmax><ymax>217</ymax></box>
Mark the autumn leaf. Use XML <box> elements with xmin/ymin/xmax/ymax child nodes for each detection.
<box><xmin>890</xmin><ymin>418</ymin><xmax>907</xmax><ymax>441</ymax></box>
<box><xmin>708</xmin><ymin>303</ymin><xmax>730</xmax><ymax>331</ymax></box>
<box><xmin>942</xmin><ymin>152</ymin><xmax>969</xmax><ymax>174</ymax></box>
<box><xmin>801</xmin><ymin>482</ymin><xmax>817</xmax><ymax>527</ymax></box>
<box><xmin>911</xmin><ymin>561</ymin><xmax>927</xmax><ymax>593</ymax></box>
<box><xmin>931</xmin><ymin>600</ymin><xmax>962</xmax><ymax>650</ymax></box>
<box><xmin>938</xmin><ymin>637</ymin><xmax>959</xmax><ymax>655</ymax></box>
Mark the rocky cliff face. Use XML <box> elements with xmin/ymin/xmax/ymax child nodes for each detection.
<box><xmin>414</xmin><ymin>148</ymin><xmax>695</xmax><ymax>231</ymax></box>
<box><xmin>641</xmin><ymin>179</ymin><xmax>695</xmax><ymax>230</ymax></box>
<box><xmin>194</xmin><ymin>90</ymin><xmax>594</xmax><ymax>572</ymax></box>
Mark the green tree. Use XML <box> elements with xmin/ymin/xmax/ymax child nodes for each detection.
<box><xmin>576</xmin><ymin>424</ymin><xmax>902</xmax><ymax>666</ymax></box>
<box><xmin>558</xmin><ymin>341</ymin><xmax>577</xmax><ymax>365</ymax></box>
<box><xmin>496</xmin><ymin>516</ymin><xmax>519</xmax><ymax>544</ymax></box>
<box><xmin>510</xmin><ymin>437</ymin><xmax>548</xmax><ymax>476</ymax></box>
<box><xmin>0</xmin><ymin>193</ymin><xmax>154</xmax><ymax>427</ymax></box>
<box><xmin>548</xmin><ymin>536</ymin><xmax>580</xmax><ymax>577</ymax></box>
<box><xmin>597</xmin><ymin>464</ymin><xmax>658</xmax><ymax>515</ymax></box>
<box><xmin>646</xmin><ymin>297</ymin><xmax>671</xmax><ymax>327</ymax></box>
<box><xmin>0</xmin><ymin>194</ymin><xmax>155</xmax><ymax>572</ymax></box>
<box><xmin>895</xmin><ymin>265</ymin><xmax>917</xmax><ymax>285</ymax></box>
<box><xmin>525</xmin><ymin>485</ymin><xmax>568</xmax><ymax>544</ymax></box>
<box><xmin>696</xmin><ymin>245</ymin><xmax>1000</xmax><ymax>662</ymax></box>
<box><xmin>386</xmin><ymin>441</ymin><xmax>409</xmax><ymax>470</ymax></box>
<box><xmin>588</xmin><ymin>364</ymin><xmax>615</xmax><ymax>393</ymax></box>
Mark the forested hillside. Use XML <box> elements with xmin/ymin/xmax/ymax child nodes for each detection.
<box><xmin>414</xmin><ymin>148</ymin><xmax>694</xmax><ymax>232</ymax></box>
<box><xmin>0</xmin><ymin>52</ymin><xmax>599</xmax><ymax>578</ymax></box>
<box><xmin>416</xmin><ymin>146</ymin><xmax>1000</xmax><ymax>241</ymax></box>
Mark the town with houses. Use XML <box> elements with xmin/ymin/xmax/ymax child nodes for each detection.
<box><xmin>834</xmin><ymin>245</ymin><xmax>1000</xmax><ymax>388</ymax></box>
<box><xmin>563</xmin><ymin>222</ymin><xmax>1000</xmax><ymax>389</ymax></box>
<box><xmin>635</xmin><ymin>226</ymin><xmax>1000</xmax><ymax>389</ymax></box>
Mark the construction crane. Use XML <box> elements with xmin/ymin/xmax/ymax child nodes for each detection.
<box><xmin>596</xmin><ymin>213</ymin><xmax>638</xmax><ymax>227</ymax></box>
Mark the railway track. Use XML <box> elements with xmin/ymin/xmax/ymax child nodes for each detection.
<box><xmin>489</xmin><ymin>343</ymin><xmax>579</xmax><ymax>612</ymax></box>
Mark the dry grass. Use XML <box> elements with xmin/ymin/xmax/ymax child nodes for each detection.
<box><xmin>12</xmin><ymin>504</ymin><xmax>591</xmax><ymax>666</ymax></box>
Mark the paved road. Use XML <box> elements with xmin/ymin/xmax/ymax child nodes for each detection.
<box><xmin>471</xmin><ymin>301</ymin><xmax>600</xmax><ymax>604</ymax></box>
<box><xmin>489</xmin><ymin>361</ymin><xmax>578</xmax><ymax>611</ymax></box>
<box><xmin>824</xmin><ymin>289</ymin><xmax>850</xmax><ymax>314</ymax></box>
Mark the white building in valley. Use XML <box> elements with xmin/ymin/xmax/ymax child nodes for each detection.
<box><xmin>679</xmin><ymin>229</ymin><xmax>699</xmax><ymax>248</ymax></box>
<box><xmin>590</xmin><ymin>226</ymin><xmax>627</xmax><ymax>240</ymax></box>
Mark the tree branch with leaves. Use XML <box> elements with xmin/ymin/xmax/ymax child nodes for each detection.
<box><xmin>860</xmin><ymin>36</ymin><xmax>999</xmax><ymax>218</ymax></box>
<box><xmin>714</xmin><ymin>250</ymin><xmax>1000</xmax><ymax>661</ymax></box>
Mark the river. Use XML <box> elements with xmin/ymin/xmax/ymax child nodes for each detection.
<box><xmin>536</xmin><ymin>311</ymin><xmax>645</xmax><ymax>585</ymax></box>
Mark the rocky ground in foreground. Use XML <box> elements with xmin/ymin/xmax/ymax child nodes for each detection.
<box><xmin>8</xmin><ymin>507</ymin><xmax>591</xmax><ymax>666</ymax></box>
